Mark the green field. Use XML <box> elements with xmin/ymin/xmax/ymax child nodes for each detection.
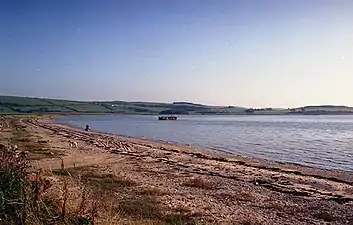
<box><xmin>1</xmin><ymin>96</ymin><xmax>353</xmax><ymax>115</ymax></box>
<box><xmin>0</xmin><ymin>96</ymin><xmax>247</xmax><ymax>115</ymax></box>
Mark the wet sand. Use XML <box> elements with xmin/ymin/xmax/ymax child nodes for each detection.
<box><xmin>2</xmin><ymin>116</ymin><xmax>353</xmax><ymax>224</ymax></box>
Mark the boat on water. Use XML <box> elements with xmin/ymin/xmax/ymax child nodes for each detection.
<box><xmin>158</xmin><ymin>116</ymin><xmax>177</xmax><ymax>120</ymax></box>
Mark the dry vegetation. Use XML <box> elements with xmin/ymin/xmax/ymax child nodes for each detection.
<box><xmin>0</xmin><ymin>149</ymin><xmax>206</xmax><ymax>225</ymax></box>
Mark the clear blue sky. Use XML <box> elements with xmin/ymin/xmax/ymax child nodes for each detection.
<box><xmin>1</xmin><ymin>0</ymin><xmax>353</xmax><ymax>108</ymax></box>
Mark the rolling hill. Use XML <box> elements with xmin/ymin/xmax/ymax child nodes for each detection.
<box><xmin>0</xmin><ymin>96</ymin><xmax>246</xmax><ymax>115</ymax></box>
<box><xmin>1</xmin><ymin>96</ymin><xmax>353</xmax><ymax>115</ymax></box>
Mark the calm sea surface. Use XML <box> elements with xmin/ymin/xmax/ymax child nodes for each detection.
<box><xmin>57</xmin><ymin>115</ymin><xmax>353</xmax><ymax>172</ymax></box>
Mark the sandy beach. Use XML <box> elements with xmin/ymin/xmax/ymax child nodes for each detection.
<box><xmin>1</xmin><ymin>115</ymin><xmax>353</xmax><ymax>225</ymax></box>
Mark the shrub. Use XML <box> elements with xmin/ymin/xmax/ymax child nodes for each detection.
<box><xmin>0</xmin><ymin>146</ymin><xmax>57</xmax><ymax>225</ymax></box>
<box><xmin>0</xmin><ymin>147</ymin><xmax>29</xmax><ymax>224</ymax></box>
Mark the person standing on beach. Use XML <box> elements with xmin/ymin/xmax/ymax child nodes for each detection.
<box><xmin>85</xmin><ymin>125</ymin><xmax>90</xmax><ymax>131</ymax></box>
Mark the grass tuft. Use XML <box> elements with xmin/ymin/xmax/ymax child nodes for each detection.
<box><xmin>216</xmin><ymin>191</ymin><xmax>254</xmax><ymax>203</ymax></box>
<box><xmin>138</xmin><ymin>188</ymin><xmax>165</xmax><ymax>197</ymax></box>
<box><xmin>117</xmin><ymin>196</ymin><xmax>161</xmax><ymax>219</ymax></box>
<box><xmin>82</xmin><ymin>172</ymin><xmax>136</xmax><ymax>191</ymax></box>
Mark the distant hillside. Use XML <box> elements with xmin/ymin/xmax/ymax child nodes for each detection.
<box><xmin>245</xmin><ymin>105</ymin><xmax>353</xmax><ymax>115</ymax></box>
<box><xmin>1</xmin><ymin>96</ymin><xmax>353</xmax><ymax>115</ymax></box>
<box><xmin>0</xmin><ymin>96</ymin><xmax>246</xmax><ymax>115</ymax></box>
<box><xmin>285</xmin><ymin>105</ymin><xmax>353</xmax><ymax>115</ymax></box>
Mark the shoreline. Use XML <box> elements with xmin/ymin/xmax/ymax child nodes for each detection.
<box><xmin>54</xmin><ymin>114</ymin><xmax>353</xmax><ymax>173</ymax></box>
<box><xmin>52</xmin><ymin>117</ymin><xmax>319</xmax><ymax>169</ymax></box>
<box><xmin>36</xmin><ymin>116</ymin><xmax>353</xmax><ymax>188</ymax></box>
<box><xmin>2</xmin><ymin>115</ymin><xmax>353</xmax><ymax>224</ymax></box>
<box><xmin>48</xmin><ymin>117</ymin><xmax>353</xmax><ymax>184</ymax></box>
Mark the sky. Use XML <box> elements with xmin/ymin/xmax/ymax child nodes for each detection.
<box><xmin>1</xmin><ymin>0</ymin><xmax>353</xmax><ymax>108</ymax></box>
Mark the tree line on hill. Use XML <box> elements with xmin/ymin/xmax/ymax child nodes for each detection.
<box><xmin>244</xmin><ymin>108</ymin><xmax>273</xmax><ymax>113</ymax></box>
